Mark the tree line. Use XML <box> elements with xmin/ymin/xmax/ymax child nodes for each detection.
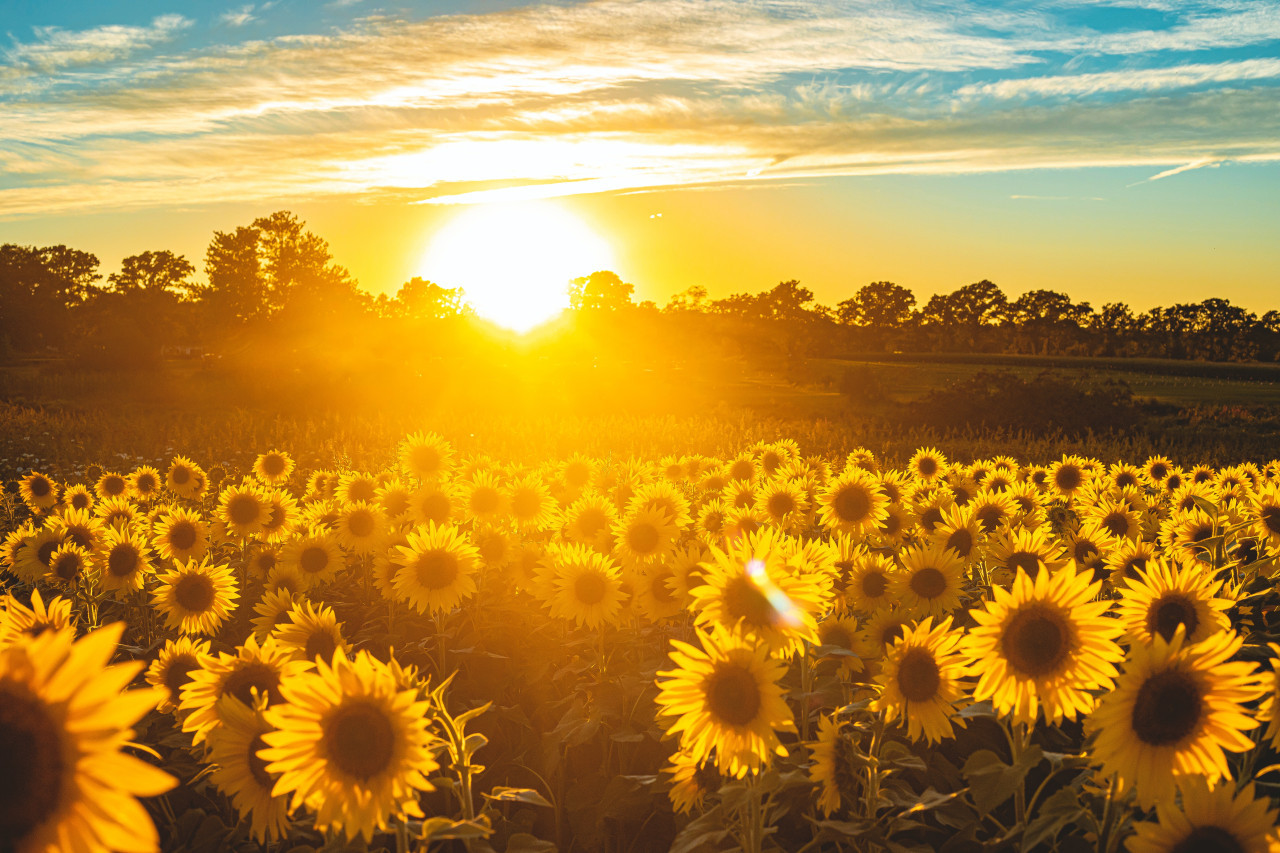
<box><xmin>3</xmin><ymin>210</ymin><xmax>1278</xmax><ymax>367</ymax></box>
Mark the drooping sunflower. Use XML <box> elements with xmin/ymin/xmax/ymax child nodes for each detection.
<box><xmin>1116</xmin><ymin>559</ymin><xmax>1233</xmax><ymax>646</ymax></box>
<box><xmin>690</xmin><ymin>527</ymin><xmax>823</xmax><ymax>656</ymax></box>
<box><xmin>98</xmin><ymin>523</ymin><xmax>155</xmax><ymax>594</ymax></box>
<box><xmin>279</xmin><ymin>526</ymin><xmax>344</xmax><ymax>589</ymax></box>
<box><xmin>809</xmin><ymin>714</ymin><xmax>861</xmax><ymax>817</ymax></box>
<box><xmin>870</xmin><ymin>616</ymin><xmax>969</xmax><ymax>744</ymax></box>
<box><xmin>817</xmin><ymin>469</ymin><xmax>888</xmax><ymax>536</ymax></box>
<box><xmin>892</xmin><ymin>542</ymin><xmax>966</xmax><ymax>619</ymax></box>
<box><xmin>391</xmin><ymin>521</ymin><xmax>480</xmax><ymax>616</ymax></box>
<box><xmin>219</xmin><ymin>483</ymin><xmax>270</xmax><ymax>540</ymax></box>
<box><xmin>151</xmin><ymin>506</ymin><xmax>210</xmax><ymax>563</ymax></box>
<box><xmin>207</xmin><ymin>695</ymin><xmax>291</xmax><ymax>843</ymax></box>
<box><xmin>654</xmin><ymin>629</ymin><xmax>796</xmax><ymax>778</ymax></box>
<box><xmin>546</xmin><ymin>543</ymin><xmax>627</xmax><ymax>629</ymax></box>
<box><xmin>967</xmin><ymin>566</ymin><xmax>1125</xmax><ymax>725</ymax></box>
<box><xmin>165</xmin><ymin>454</ymin><xmax>207</xmax><ymax>500</ymax></box>
<box><xmin>663</xmin><ymin>747</ymin><xmax>722</xmax><ymax>815</ymax></box>
<box><xmin>272</xmin><ymin>599</ymin><xmax>348</xmax><ymax>663</ymax></box>
<box><xmin>145</xmin><ymin>635</ymin><xmax>212</xmax><ymax>713</ymax></box>
<box><xmin>260</xmin><ymin>650</ymin><xmax>438</xmax><ymax>842</ymax></box>
<box><xmin>19</xmin><ymin>470</ymin><xmax>59</xmax><ymax>511</ymax></box>
<box><xmin>1126</xmin><ymin>776</ymin><xmax>1280</xmax><ymax>853</ymax></box>
<box><xmin>180</xmin><ymin>634</ymin><xmax>311</xmax><ymax>745</ymax></box>
<box><xmin>0</xmin><ymin>623</ymin><xmax>176</xmax><ymax>853</ymax></box>
<box><xmin>153</xmin><ymin>556</ymin><xmax>240</xmax><ymax>636</ymax></box>
<box><xmin>252</xmin><ymin>449</ymin><xmax>295</xmax><ymax>486</ymax></box>
<box><xmin>399</xmin><ymin>431</ymin><xmax>454</xmax><ymax>482</ymax></box>
<box><xmin>612</xmin><ymin>506</ymin><xmax>679</xmax><ymax>567</ymax></box>
<box><xmin>1087</xmin><ymin>628</ymin><xmax>1265</xmax><ymax>809</ymax></box>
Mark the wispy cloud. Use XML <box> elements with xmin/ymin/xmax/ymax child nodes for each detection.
<box><xmin>0</xmin><ymin>0</ymin><xmax>1277</xmax><ymax>216</ymax></box>
<box><xmin>1128</xmin><ymin>156</ymin><xmax>1224</xmax><ymax>185</ymax></box>
<box><xmin>221</xmin><ymin>6</ymin><xmax>258</xmax><ymax>27</ymax></box>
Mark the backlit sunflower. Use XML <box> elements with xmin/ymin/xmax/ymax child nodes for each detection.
<box><xmin>272</xmin><ymin>600</ymin><xmax>348</xmax><ymax>663</ymax></box>
<box><xmin>153</xmin><ymin>556</ymin><xmax>239</xmax><ymax>636</ymax></box>
<box><xmin>1106</xmin><ymin>537</ymin><xmax>1160</xmax><ymax>589</ymax></box>
<box><xmin>629</xmin><ymin>479</ymin><xmax>693</xmax><ymax>528</ymax></box>
<box><xmin>986</xmin><ymin>526</ymin><xmax>1065</xmax><ymax>584</ymax></box>
<box><xmin>809</xmin><ymin>714</ymin><xmax>861</xmax><ymax>817</ymax></box>
<box><xmin>758</xmin><ymin>478</ymin><xmax>810</xmax><ymax>532</ymax></box>
<box><xmin>856</xmin><ymin>608</ymin><xmax>912</xmax><ymax>662</ymax></box>
<box><xmin>219</xmin><ymin>483</ymin><xmax>270</xmax><ymax>539</ymax></box>
<box><xmin>180</xmin><ymin>634</ymin><xmax>311</xmax><ymax>745</ymax></box>
<box><xmin>721</xmin><ymin>478</ymin><xmax>758</xmax><ymax>511</ymax></box>
<box><xmin>399</xmin><ymin>431</ymin><xmax>453</xmax><ymax>482</ymax></box>
<box><xmin>165</xmin><ymin>454</ymin><xmax>207</xmax><ymax>499</ymax></box>
<box><xmin>95</xmin><ymin>470</ymin><xmax>129</xmax><ymax>501</ymax></box>
<box><xmin>507</xmin><ymin>474</ymin><xmax>560</xmax><ymax>531</ymax></box>
<box><xmin>258</xmin><ymin>489</ymin><xmax>297</xmax><ymax>544</ymax></box>
<box><xmin>19</xmin><ymin>471</ymin><xmax>59</xmax><ymax>511</ymax></box>
<box><xmin>892</xmin><ymin>542</ymin><xmax>966</xmax><ymax>619</ymax></box>
<box><xmin>375</xmin><ymin>478</ymin><xmax>413</xmax><ymax>523</ymax></box>
<box><xmin>964</xmin><ymin>566</ymin><xmax>1124</xmax><ymax>726</ymax></box>
<box><xmin>62</xmin><ymin>482</ymin><xmax>94</xmax><ymax>512</ymax></box>
<box><xmin>561</xmin><ymin>453</ymin><xmax>595</xmax><ymax>491</ymax></box>
<box><xmin>870</xmin><ymin>616</ymin><xmax>968</xmax><ymax>744</ymax></box>
<box><xmin>46</xmin><ymin>542</ymin><xmax>93</xmax><ymax>587</ymax></box>
<box><xmin>1116</xmin><ymin>559</ymin><xmax>1232</xmax><ymax>646</ymax></box>
<box><xmin>152</xmin><ymin>506</ymin><xmax>210</xmax><ymax>563</ymax></box>
<box><xmin>333</xmin><ymin>500</ymin><xmax>385</xmax><ymax>554</ymax></box>
<box><xmin>98</xmin><ymin>524</ymin><xmax>154</xmax><ymax>594</ymax></box>
<box><xmin>252</xmin><ymin>588</ymin><xmax>301</xmax><ymax>641</ymax></box>
<box><xmin>252</xmin><ymin>449</ymin><xmax>295</xmax><ymax>486</ymax></box>
<box><xmin>655</xmin><ymin>629</ymin><xmax>795</xmax><ymax>778</ymax></box>
<box><xmin>145</xmin><ymin>635</ymin><xmax>212</xmax><ymax>713</ymax></box>
<box><xmin>690</xmin><ymin>527</ymin><xmax>823</xmax><ymax>656</ymax></box>
<box><xmin>391</xmin><ymin>521</ymin><xmax>480</xmax><ymax>616</ymax></box>
<box><xmin>814</xmin><ymin>614</ymin><xmax>863</xmax><ymax>678</ymax></box>
<box><xmin>546</xmin><ymin>543</ymin><xmax>627</xmax><ymax>629</ymax></box>
<box><xmin>612</xmin><ymin>506</ymin><xmax>679</xmax><ymax>567</ymax></box>
<box><xmin>630</xmin><ymin>562</ymin><xmax>685</xmax><ymax>623</ymax></box>
<box><xmin>1062</xmin><ymin>521</ymin><xmax>1114</xmax><ymax>581</ymax></box>
<box><xmin>461</xmin><ymin>471</ymin><xmax>507</xmax><ymax>524</ymax></box>
<box><xmin>563</xmin><ymin>492</ymin><xmax>618</xmax><ymax>548</ymax></box>
<box><xmin>908</xmin><ymin>447</ymin><xmax>947</xmax><ymax>483</ymax></box>
<box><xmin>1084</xmin><ymin>495</ymin><xmax>1144</xmax><ymax>541</ymax></box>
<box><xmin>279</xmin><ymin>526</ymin><xmax>343</xmax><ymax>589</ymax></box>
<box><xmin>407</xmin><ymin>482</ymin><xmax>457</xmax><ymax>527</ymax></box>
<box><xmin>0</xmin><ymin>588</ymin><xmax>75</xmax><ymax>648</ymax></box>
<box><xmin>845</xmin><ymin>551</ymin><xmax>898</xmax><ymax>613</ymax></box>
<box><xmin>929</xmin><ymin>503</ymin><xmax>985</xmax><ymax>566</ymax></box>
<box><xmin>663</xmin><ymin>747</ymin><xmax>721</xmax><ymax>815</ymax></box>
<box><xmin>336</xmin><ymin>471</ymin><xmax>379</xmax><ymax>504</ymax></box>
<box><xmin>1126</xmin><ymin>777</ymin><xmax>1280</xmax><ymax>853</ymax></box>
<box><xmin>93</xmin><ymin>495</ymin><xmax>139</xmax><ymax>529</ymax></box>
<box><xmin>48</xmin><ymin>505</ymin><xmax>104</xmax><ymax>553</ymax></box>
<box><xmin>1048</xmin><ymin>455</ymin><xmax>1091</xmax><ymax>500</ymax></box>
<box><xmin>1249</xmin><ymin>482</ymin><xmax>1280</xmax><ymax>551</ymax></box>
<box><xmin>128</xmin><ymin>465</ymin><xmax>163</xmax><ymax>501</ymax></box>
<box><xmin>1088</xmin><ymin>628</ymin><xmax>1265</xmax><ymax>809</ymax></box>
<box><xmin>697</xmin><ymin>499</ymin><xmax>730</xmax><ymax>543</ymax></box>
<box><xmin>15</xmin><ymin>525</ymin><xmax>65</xmax><ymax>583</ymax></box>
<box><xmin>817</xmin><ymin>469</ymin><xmax>888</xmax><ymax>536</ymax></box>
<box><xmin>260</xmin><ymin>650</ymin><xmax>438</xmax><ymax>842</ymax></box>
<box><xmin>207</xmin><ymin>695</ymin><xmax>291</xmax><ymax>843</ymax></box>
<box><xmin>1160</xmin><ymin>508</ymin><xmax>1219</xmax><ymax>568</ymax></box>
<box><xmin>0</xmin><ymin>623</ymin><xmax>175</xmax><ymax>853</ymax></box>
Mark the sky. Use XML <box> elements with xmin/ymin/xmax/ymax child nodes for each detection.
<box><xmin>2</xmin><ymin>0</ymin><xmax>1279</xmax><ymax>314</ymax></box>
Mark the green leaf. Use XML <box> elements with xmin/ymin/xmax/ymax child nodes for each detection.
<box><xmin>420</xmin><ymin>817</ymin><xmax>494</xmax><ymax>842</ymax></box>
<box><xmin>1021</xmin><ymin>786</ymin><xmax>1085</xmax><ymax>851</ymax></box>
<box><xmin>963</xmin><ymin>749</ymin><xmax>1024</xmax><ymax>814</ymax></box>
<box><xmin>483</xmin><ymin>787</ymin><xmax>553</xmax><ymax>808</ymax></box>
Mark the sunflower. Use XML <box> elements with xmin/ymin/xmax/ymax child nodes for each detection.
<box><xmin>726</xmin><ymin>454</ymin><xmax>758</xmax><ymax>484</ymax></box>
<box><xmin>1263</xmin><ymin>643</ymin><xmax>1280</xmax><ymax>753</ymax></box>
<box><xmin>870</xmin><ymin>616</ymin><xmax>969</xmax><ymax>744</ymax></box>
<box><xmin>630</xmin><ymin>562</ymin><xmax>685</xmax><ymax>623</ymax></box>
<box><xmin>721</xmin><ymin>479</ymin><xmax>758</xmax><ymax>511</ymax></box>
<box><xmin>1106</xmin><ymin>537</ymin><xmax>1160</xmax><ymax>589</ymax></box>
<box><xmin>929</xmin><ymin>503</ymin><xmax>985</xmax><ymax>566</ymax></box>
<box><xmin>697</xmin><ymin>499</ymin><xmax>730</xmax><ymax>543</ymax></box>
<box><xmin>1062</xmin><ymin>521</ymin><xmax>1115</xmax><ymax>581</ymax></box>
<box><xmin>0</xmin><ymin>623</ymin><xmax>176</xmax><ymax>853</ymax></box>
<box><xmin>1126</xmin><ymin>777</ymin><xmax>1280</xmax><ymax>853</ymax></box>
<box><xmin>1249</xmin><ymin>482</ymin><xmax>1280</xmax><ymax>551</ymax></box>
<box><xmin>266</xmin><ymin>560</ymin><xmax>306</xmax><ymax>596</ymax></box>
<box><xmin>375</xmin><ymin>478</ymin><xmax>414</xmax><ymax>523</ymax></box>
<box><xmin>461</xmin><ymin>471</ymin><xmax>508</xmax><ymax>524</ymax></box>
<box><xmin>391</xmin><ymin>521</ymin><xmax>480</xmax><ymax>616</ymax></box>
<box><xmin>667</xmin><ymin>542</ymin><xmax>710</xmax><ymax>601</ymax></box>
<box><xmin>260</xmin><ymin>650</ymin><xmax>438</xmax><ymax>842</ymax></box>
<box><xmin>845</xmin><ymin>551</ymin><xmax>898</xmax><ymax>613</ymax></box>
<box><xmin>165</xmin><ymin>454</ymin><xmax>207</xmax><ymax>500</ymax></box>
<box><xmin>219</xmin><ymin>483</ymin><xmax>270</xmax><ymax>540</ymax></box>
<box><xmin>964</xmin><ymin>566</ymin><xmax>1124</xmax><ymax>726</ymax></box>
<box><xmin>690</xmin><ymin>527</ymin><xmax>823</xmax><ymax>656</ymax></box>
<box><xmin>406</xmin><ymin>482</ymin><xmax>456</xmax><ymax>528</ymax></box>
<box><xmin>252</xmin><ymin>450</ymin><xmax>295</xmax><ymax>486</ymax></box>
<box><xmin>145</xmin><ymin>635</ymin><xmax>212</xmax><ymax>713</ymax></box>
<box><xmin>180</xmin><ymin>634</ymin><xmax>311</xmax><ymax>745</ymax></box>
<box><xmin>722</xmin><ymin>506</ymin><xmax>769</xmax><ymax>542</ymax></box>
<box><xmin>46</xmin><ymin>541</ymin><xmax>93</xmax><ymax>587</ymax></box>
<box><xmin>1087</xmin><ymin>629</ymin><xmax>1265</xmax><ymax>809</ymax></box>
<box><xmin>151</xmin><ymin>506</ymin><xmax>210</xmax><ymax>563</ymax></box>
<box><xmin>814</xmin><ymin>614</ymin><xmax>863</xmax><ymax>678</ymax></box>
<box><xmin>908</xmin><ymin>447</ymin><xmax>947</xmax><ymax>483</ymax></box>
<box><xmin>98</xmin><ymin>524</ymin><xmax>154</xmax><ymax>594</ymax></box>
<box><xmin>399</xmin><ymin>431</ymin><xmax>454</xmax><ymax>482</ymax></box>
<box><xmin>252</xmin><ymin>588</ymin><xmax>301</xmax><ymax>641</ymax></box>
<box><xmin>562</xmin><ymin>492</ymin><xmax>617</xmax><ymax>548</ymax></box>
<box><xmin>507</xmin><ymin>474</ymin><xmax>560</xmax><ymax>531</ymax></box>
<box><xmin>1084</xmin><ymin>496</ymin><xmax>1144</xmax><ymax>541</ymax></box>
<box><xmin>817</xmin><ymin>469</ymin><xmax>888</xmax><ymax>536</ymax></box>
<box><xmin>758</xmin><ymin>478</ymin><xmax>810</xmax><ymax>531</ymax></box>
<box><xmin>986</xmin><ymin>526</ymin><xmax>1066</xmax><ymax>584</ymax></box>
<box><xmin>628</xmin><ymin>479</ymin><xmax>693</xmax><ymax>528</ymax></box>
<box><xmin>279</xmin><ymin>526</ymin><xmax>344</xmax><ymax>589</ymax></box>
<box><xmin>968</xmin><ymin>488</ymin><xmax>1016</xmax><ymax>536</ymax></box>
<box><xmin>333</xmin><ymin>500</ymin><xmax>385</xmax><ymax>554</ymax></box>
<box><xmin>95</xmin><ymin>470</ymin><xmax>129</xmax><ymax>501</ymax></box>
<box><xmin>809</xmin><ymin>714</ymin><xmax>861</xmax><ymax>816</ymax></box>
<box><xmin>153</xmin><ymin>556</ymin><xmax>239</xmax><ymax>636</ymax></box>
<box><xmin>62</xmin><ymin>482</ymin><xmax>94</xmax><ymax>512</ymax></box>
<box><xmin>0</xmin><ymin>588</ymin><xmax>75</xmax><ymax>648</ymax></box>
<box><xmin>1169</xmin><ymin>480</ymin><xmax>1219</xmax><ymax>516</ymax></box>
<box><xmin>892</xmin><ymin>542</ymin><xmax>966</xmax><ymax>619</ymax></box>
<box><xmin>663</xmin><ymin>747</ymin><xmax>721</xmax><ymax>815</ymax></box>
<box><xmin>19</xmin><ymin>471</ymin><xmax>59</xmax><ymax>511</ymax></box>
<box><xmin>561</xmin><ymin>453</ymin><xmax>596</xmax><ymax>491</ymax></box>
<box><xmin>273</xmin><ymin>600</ymin><xmax>348</xmax><ymax>663</ymax></box>
<box><xmin>1048</xmin><ymin>455</ymin><xmax>1091</xmax><ymax>500</ymax></box>
<box><xmin>247</xmin><ymin>543</ymin><xmax>280</xmax><ymax>582</ymax></box>
<box><xmin>856</xmin><ymin>608</ymin><xmax>912</xmax><ymax>662</ymax></box>
<box><xmin>207</xmin><ymin>695</ymin><xmax>291</xmax><ymax>843</ymax></box>
<box><xmin>15</xmin><ymin>525</ymin><xmax>65</xmax><ymax>583</ymax></box>
<box><xmin>613</xmin><ymin>506</ymin><xmax>679</xmax><ymax>567</ymax></box>
<box><xmin>48</xmin><ymin>505</ymin><xmax>104</xmax><ymax>553</ymax></box>
<box><xmin>654</xmin><ymin>629</ymin><xmax>795</xmax><ymax>778</ymax></box>
<box><xmin>128</xmin><ymin>465</ymin><xmax>163</xmax><ymax>501</ymax></box>
<box><xmin>1116</xmin><ymin>559</ymin><xmax>1232</xmax><ymax>646</ymax></box>
<box><xmin>259</xmin><ymin>489</ymin><xmax>298</xmax><ymax>544</ymax></box>
<box><xmin>913</xmin><ymin>487</ymin><xmax>955</xmax><ymax>534</ymax></box>
<box><xmin>546</xmin><ymin>543</ymin><xmax>627</xmax><ymax>629</ymax></box>
<box><xmin>93</xmin><ymin>495</ymin><xmax>139</xmax><ymax>529</ymax></box>
<box><xmin>0</xmin><ymin>524</ymin><xmax>29</xmax><ymax>576</ymax></box>
<box><xmin>1160</xmin><ymin>508</ymin><xmax>1218</xmax><ymax>568</ymax></box>
<box><xmin>1142</xmin><ymin>455</ymin><xmax>1175</xmax><ymax>487</ymax></box>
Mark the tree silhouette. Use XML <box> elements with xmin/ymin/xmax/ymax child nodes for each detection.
<box><xmin>568</xmin><ymin>270</ymin><xmax>634</xmax><ymax>312</ymax></box>
<box><xmin>109</xmin><ymin>251</ymin><xmax>197</xmax><ymax>297</ymax></box>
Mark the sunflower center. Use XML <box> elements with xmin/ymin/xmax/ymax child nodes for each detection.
<box><xmin>419</xmin><ymin>492</ymin><xmax>451</xmax><ymax>523</ymax></box>
<box><xmin>103</xmin><ymin>475</ymin><xmax>127</xmax><ymax>496</ymax></box>
<box><xmin>1002</xmin><ymin>606</ymin><xmax>1070</xmax><ymax>677</ymax></box>
<box><xmin>880</xmin><ymin>622</ymin><xmax>906</xmax><ymax>649</ymax></box>
<box><xmin>576</xmin><ymin>508</ymin><xmax>608</xmax><ymax>538</ymax></box>
<box><xmin>897</xmin><ymin>648</ymin><xmax>941</xmax><ymax>702</ymax></box>
<box><xmin>1260</xmin><ymin>506</ymin><xmax>1280</xmax><ymax>534</ymax></box>
<box><xmin>162</xmin><ymin>653</ymin><xmax>200</xmax><ymax>701</ymax></box>
<box><xmin>820</xmin><ymin>625</ymin><xmax>853</xmax><ymax>649</ymax></box>
<box><xmin>174</xmin><ymin>573</ymin><xmax>216</xmax><ymax>613</ymax></box>
<box><xmin>1124</xmin><ymin>556</ymin><xmax>1147</xmax><ymax>579</ymax></box>
<box><xmin>305</xmin><ymin>630</ymin><xmax>338</xmax><ymax>662</ymax></box>
<box><xmin>347</xmin><ymin>510</ymin><xmax>376</xmax><ymax>539</ymax></box>
<box><xmin>1074</xmin><ymin>540</ymin><xmax>1099</xmax><ymax>564</ymax></box>
<box><xmin>29</xmin><ymin>477</ymin><xmax>52</xmax><ymax>497</ymax></box>
<box><xmin>228</xmin><ymin>494</ymin><xmax>261</xmax><ymax>526</ymax></box>
<box><xmin>1055</xmin><ymin>466</ymin><xmax>1082</xmax><ymax>491</ymax></box>
<box><xmin>733</xmin><ymin>490</ymin><xmax>754</xmax><ymax>509</ymax></box>
<box><xmin>1131</xmin><ymin>668</ymin><xmax>1203</xmax><ymax>746</ymax></box>
<box><xmin>136</xmin><ymin>473</ymin><xmax>157</xmax><ymax>493</ymax></box>
<box><xmin>573</xmin><ymin>571</ymin><xmax>609</xmax><ymax>605</ymax></box>
<box><xmin>69</xmin><ymin>492</ymin><xmax>91</xmax><ymax>509</ymax></box>
<box><xmin>860</xmin><ymin>571</ymin><xmax>888</xmax><ymax>599</ymax></box>
<box><xmin>223</xmin><ymin>661</ymin><xmax>284</xmax><ymax>707</ymax></box>
<box><xmin>171</xmin><ymin>466</ymin><xmax>191</xmax><ymax>485</ymax></box>
<box><xmin>1190</xmin><ymin>525</ymin><xmax>1214</xmax><ymax>544</ymax></box>
<box><xmin>1150</xmin><ymin>462</ymin><xmax>1168</xmax><ymax>479</ymax></box>
<box><xmin>325</xmin><ymin>700</ymin><xmax>397</xmax><ymax>782</ymax></box>
<box><xmin>415</xmin><ymin>551</ymin><xmax>459</xmax><ymax>589</ymax></box>
<box><xmin>920</xmin><ymin>507</ymin><xmax>944</xmax><ymax>531</ymax></box>
<box><xmin>107</xmin><ymin>543</ymin><xmax>140</xmax><ymax>577</ymax></box>
<box><xmin>1101</xmin><ymin>512</ymin><xmax>1128</xmax><ymax>538</ymax></box>
<box><xmin>248</xmin><ymin>734</ymin><xmax>275</xmax><ymax>790</ymax></box>
<box><xmin>65</xmin><ymin>525</ymin><xmax>93</xmax><ymax>550</ymax></box>
<box><xmin>410</xmin><ymin>446</ymin><xmax>440</xmax><ymax>475</ymax></box>
<box><xmin>299</xmin><ymin>546</ymin><xmax>331</xmax><ymax>575</ymax></box>
<box><xmin>52</xmin><ymin>551</ymin><xmax>83</xmax><ymax>581</ymax></box>
<box><xmin>627</xmin><ymin>522</ymin><xmax>660</xmax><ymax>554</ymax></box>
<box><xmin>705</xmin><ymin>663</ymin><xmax>762</xmax><ymax>727</ymax></box>
<box><xmin>880</xmin><ymin>512</ymin><xmax>903</xmax><ymax>536</ymax></box>
<box><xmin>767</xmin><ymin>493</ymin><xmax>796</xmax><ymax>517</ymax></box>
<box><xmin>1007</xmin><ymin>552</ymin><xmax>1042</xmax><ymax>578</ymax></box>
<box><xmin>945</xmin><ymin>528</ymin><xmax>973</xmax><ymax>558</ymax></box>
<box><xmin>470</xmin><ymin>487</ymin><xmax>500</xmax><ymax>515</ymax></box>
<box><xmin>650</xmin><ymin>572</ymin><xmax>675</xmax><ymax>603</ymax></box>
<box><xmin>909</xmin><ymin>567</ymin><xmax>946</xmax><ymax>600</ymax></box>
<box><xmin>0</xmin><ymin>685</ymin><xmax>65</xmax><ymax>841</ymax></box>
<box><xmin>1169</xmin><ymin>826</ymin><xmax>1245</xmax><ymax>853</ymax></box>
<box><xmin>168</xmin><ymin>520</ymin><xmax>198</xmax><ymax>551</ymax></box>
<box><xmin>975</xmin><ymin>506</ymin><xmax>1003</xmax><ymax>533</ymax></box>
<box><xmin>917</xmin><ymin>457</ymin><xmax>938</xmax><ymax>477</ymax></box>
<box><xmin>36</xmin><ymin>540</ymin><xmax>59</xmax><ymax>567</ymax></box>
<box><xmin>511</xmin><ymin>490</ymin><xmax>541</xmax><ymax>519</ymax></box>
<box><xmin>722</xmin><ymin>575</ymin><xmax>776</xmax><ymax>628</ymax></box>
<box><xmin>1149</xmin><ymin>595</ymin><xmax>1200</xmax><ymax>643</ymax></box>
<box><xmin>346</xmin><ymin>480</ymin><xmax>377</xmax><ymax>503</ymax></box>
<box><xmin>730</xmin><ymin>460</ymin><xmax>754</xmax><ymax>481</ymax></box>
<box><xmin>833</xmin><ymin>487</ymin><xmax>871</xmax><ymax>523</ymax></box>
<box><xmin>262</xmin><ymin>454</ymin><xmax>287</xmax><ymax>476</ymax></box>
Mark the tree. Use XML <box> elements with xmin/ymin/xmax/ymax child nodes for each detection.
<box><xmin>665</xmin><ymin>285</ymin><xmax>708</xmax><ymax>312</ymax></box>
<box><xmin>1010</xmin><ymin>289</ymin><xmax>1091</xmax><ymax>354</ymax></box>
<box><xmin>385</xmin><ymin>277</ymin><xmax>467</xmax><ymax>320</ymax></box>
<box><xmin>837</xmin><ymin>281</ymin><xmax>916</xmax><ymax>328</ymax></box>
<box><xmin>568</xmin><ymin>270</ymin><xmax>634</xmax><ymax>312</ymax></box>
<box><xmin>0</xmin><ymin>244</ymin><xmax>101</xmax><ymax>352</ymax></box>
<box><xmin>108</xmin><ymin>251</ymin><xmax>197</xmax><ymax>297</ymax></box>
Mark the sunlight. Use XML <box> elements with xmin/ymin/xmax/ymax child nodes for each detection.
<box><xmin>418</xmin><ymin>201</ymin><xmax>616</xmax><ymax>332</ymax></box>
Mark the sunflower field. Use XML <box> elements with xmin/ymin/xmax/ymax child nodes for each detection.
<box><xmin>4</xmin><ymin>435</ymin><xmax>1280</xmax><ymax>853</ymax></box>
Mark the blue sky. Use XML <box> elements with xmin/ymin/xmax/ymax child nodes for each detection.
<box><xmin>2</xmin><ymin>0</ymin><xmax>1278</xmax><ymax>310</ymax></box>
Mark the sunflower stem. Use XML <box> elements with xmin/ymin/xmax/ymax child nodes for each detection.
<box><xmin>798</xmin><ymin>645</ymin><xmax>814</xmax><ymax>742</ymax></box>
<box><xmin>1097</xmin><ymin>771</ymin><xmax>1121</xmax><ymax>853</ymax></box>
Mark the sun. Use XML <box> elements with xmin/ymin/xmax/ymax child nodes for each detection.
<box><xmin>419</xmin><ymin>200</ymin><xmax>616</xmax><ymax>332</ymax></box>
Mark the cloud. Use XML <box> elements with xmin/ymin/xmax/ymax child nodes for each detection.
<box><xmin>221</xmin><ymin>6</ymin><xmax>257</xmax><ymax>27</ymax></box>
<box><xmin>1127</xmin><ymin>156</ymin><xmax>1223</xmax><ymax>185</ymax></box>
<box><xmin>1</xmin><ymin>14</ymin><xmax>191</xmax><ymax>71</ymax></box>
<box><xmin>958</xmin><ymin>58</ymin><xmax>1280</xmax><ymax>99</ymax></box>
